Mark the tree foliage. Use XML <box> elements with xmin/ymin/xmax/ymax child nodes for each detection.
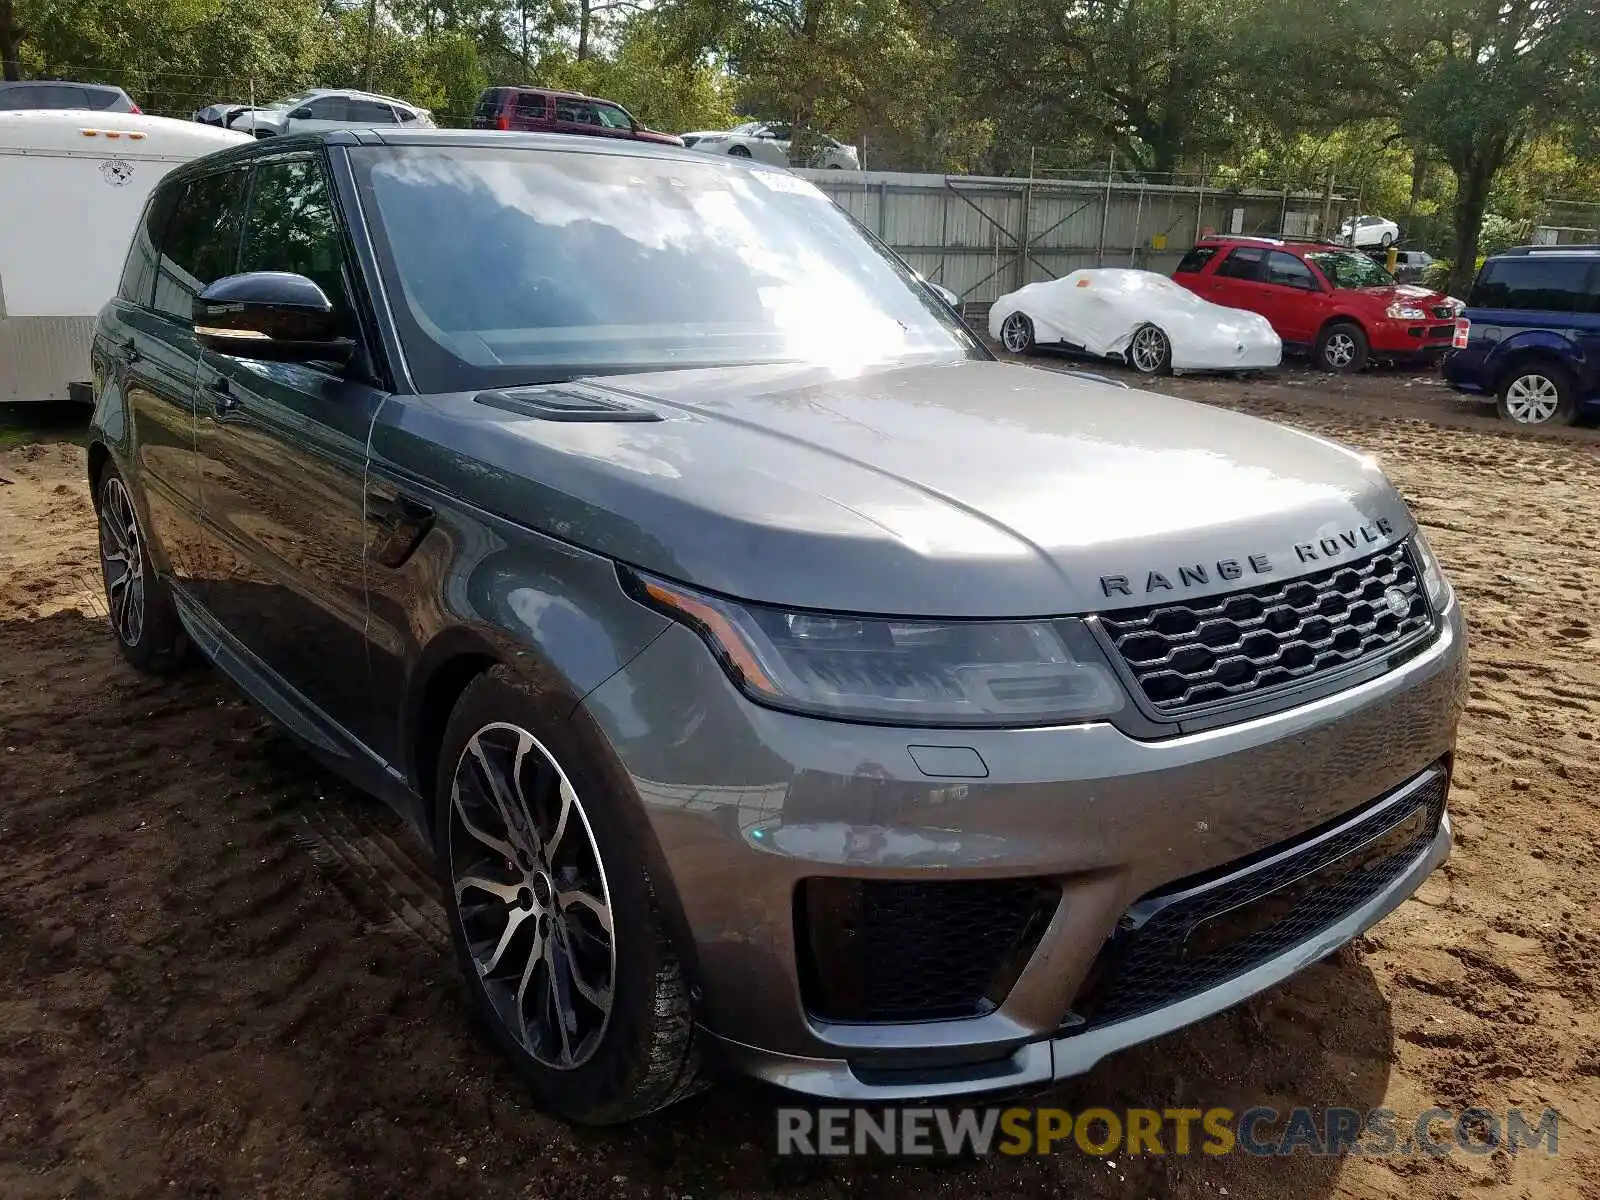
<box><xmin>3</xmin><ymin>0</ymin><xmax>1596</xmax><ymax>258</ymax></box>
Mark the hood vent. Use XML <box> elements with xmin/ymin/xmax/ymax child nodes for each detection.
<box><xmin>474</xmin><ymin>386</ymin><xmax>662</xmax><ymax>423</ymax></box>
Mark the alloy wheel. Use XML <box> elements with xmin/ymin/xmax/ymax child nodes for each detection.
<box><xmin>1130</xmin><ymin>326</ymin><xmax>1168</xmax><ymax>373</ymax></box>
<box><xmin>448</xmin><ymin>722</ymin><xmax>616</xmax><ymax>1070</ymax></box>
<box><xmin>98</xmin><ymin>476</ymin><xmax>146</xmax><ymax>648</ymax></box>
<box><xmin>1001</xmin><ymin>313</ymin><xmax>1032</xmax><ymax>354</ymax></box>
<box><xmin>1324</xmin><ymin>332</ymin><xmax>1357</xmax><ymax>369</ymax></box>
<box><xmin>1503</xmin><ymin>374</ymin><xmax>1560</xmax><ymax>424</ymax></box>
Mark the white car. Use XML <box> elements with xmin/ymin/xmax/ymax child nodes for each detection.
<box><xmin>680</xmin><ymin>121</ymin><xmax>859</xmax><ymax>170</ymax></box>
<box><xmin>989</xmin><ymin>268</ymin><xmax>1283</xmax><ymax>375</ymax></box>
<box><xmin>1339</xmin><ymin>214</ymin><xmax>1400</xmax><ymax>248</ymax></box>
<box><xmin>228</xmin><ymin>89</ymin><xmax>433</xmax><ymax>138</ymax></box>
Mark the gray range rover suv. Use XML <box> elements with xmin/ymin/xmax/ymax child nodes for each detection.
<box><xmin>88</xmin><ymin>129</ymin><xmax>1466</xmax><ymax>1123</ymax></box>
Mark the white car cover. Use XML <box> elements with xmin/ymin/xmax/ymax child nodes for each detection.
<box><xmin>989</xmin><ymin>268</ymin><xmax>1282</xmax><ymax>372</ymax></box>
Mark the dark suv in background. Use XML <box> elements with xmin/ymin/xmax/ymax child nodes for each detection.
<box><xmin>471</xmin><ymin>87</ymin><xmax>682</xmax><ymax>146</ymax></box>
<box><xmin>1443</xmin><ymin>246</ymin><xmax>1600</xmax><ymax>427</ymax></box>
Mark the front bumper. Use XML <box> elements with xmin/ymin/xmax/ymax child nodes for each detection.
<box><xmin>1369</xmin><ymin>320</ymin><xmax>1456</xmax><ymax>360</ymax></box>
<box><xmin>578</xmin><ymin>600</ymin><xmax>1466</xmax><ymax>1099</ymax></box>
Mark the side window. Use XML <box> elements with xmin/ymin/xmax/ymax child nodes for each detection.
<box><xmin>239</xmin><ymin>156</ymin><xmax>350</xmax><ymax>320</ymax></box>
<box><xmin>397</xmin><ymin>108</ymin><xmax>420</xmax><ymax>123</ymax></box>
<box><xmin>1266</xmin><ymin>251</ymin><xmax>1318</xmax><ymax>290</ymax></box>
<box><xmin>473</xmin><ymin>90</ymin><xmax>504</xmax><ymax>122</ymax></box>
<box><xmin>153</xmin><ymin>170</ymin><xmax>249</xmax><ymax>321</ymax></box>
<box><xmin>514</xmin><ymin>91</ymin><xmax>548</xmax><ymax>120</ymax></box>
<box><xmin>305</xmin><ymin>96</ymin><xmax>350</xmax><ymax>121</ymax></box>
<box><xmin>594</xmin><ymin>104</ymin><xmax>632</xmax><ymax>130</ymax></box>
<box><xmin>118</xmin><ymin>186</ymin><xmax>176</xmax><ymax>306</ymax></box>
<box><xmin>349</xmin><ymin>99</ymin><xmax>398</xmax><ymax>124</ymax></box>
<box><xmin>1213</xmin><ymin>247</ymin><xmax>1266</xmax><ymax>281</ymax></box>
<box><xmin>1174</xmin><ymin>246</ymin><xmax>1217</xmax><ymax>275</ymax></box>
<box><xmin>1469</xmin><ymin>259</ymin><xmax>1589</xmax><ymax>313</ymax></box>
<box><xmin>555</xmin><ymin>98</ymin><xmax>599</xmax><ymax>124</ymax></box>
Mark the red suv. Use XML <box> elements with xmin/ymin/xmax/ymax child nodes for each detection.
<box><xmin>1174</xmin><ymin>237</ymin><xmax>1462</xmax><ymax>372</ymax></box>
<box><xmin>471</xmin><ymin>87</ymin><xmax>683</xmax><ymax>147</ymax></box>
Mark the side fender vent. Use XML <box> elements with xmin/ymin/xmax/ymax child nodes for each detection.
<box><xmin>474</xmin><ymin>386</ymin><xmax>663</xmax><ymax>423</ymax></box>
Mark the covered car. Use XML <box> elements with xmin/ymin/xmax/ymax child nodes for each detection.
<box><xmin>990</xmin><ymin>268</ymin><xmax>1282</xmax><ymax>375</ymax></box>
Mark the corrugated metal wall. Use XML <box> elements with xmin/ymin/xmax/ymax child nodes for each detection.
<box><xmin>797</xmin><ymin>170</ymin><xmax>1354</xmax><ymax>307</ymax></box>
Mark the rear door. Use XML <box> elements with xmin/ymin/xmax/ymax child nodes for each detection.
<box><xmin>1204</xmin><ymin>245</ymin><xmax>1269</xmax><ymax>316</ymax></box>
<box><xmin>1261</xmin><ymin>250</ymin><xmax>1328</xmax><ymax>344</ymax></box>
<box><xmin>347</xmin><ymin>98</ymin><xmax>400</xmax><ymax>128</ymax></box>
<box><xmin>191</xmin><ymin>150</ymin><xmax>389</xmax><ymax>749</ymax></box>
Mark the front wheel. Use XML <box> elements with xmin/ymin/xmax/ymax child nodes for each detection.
<box><xmin>1000</xmin><ymin>311</ymin><xmax>1036</xmax><ymax>355</ymax></box>
<box><xmin>96</xmin><ymin>465</ymin><xmax>190</xmax><ymax>674</ymax></box>
<box><xmin>1498</xmin><ymin>363</ymin><xmax>1576</xmax><ymax>426</ymax></box>
<box><xmin>436</xmin><ymin>669</ymin><xmax>701</xmax><ymax>1124</ymax></box>
<box><xmin>727</xmin><ymin>144</ymin><xmax>751</xmax><ymax>158</ymax></box>
<box><xmin>1128</xmin><ymin>324</ymin><xmax>1172</xmax><ymax>375</ymax></box>
<box><xmin>1380</xmin><ymin>231</ymin><xmax>1394</xmax><ymax>247</ymax></box>
<box><xmin>1316</xmin><ymin>321</ymin><xmax>1369</xmax><ymax>373</ymax></box>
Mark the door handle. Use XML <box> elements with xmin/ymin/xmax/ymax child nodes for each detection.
<box><xmin>207</xmin><ymin>375</ymin><xmax>238</xmax><ymax>415</ymax></box>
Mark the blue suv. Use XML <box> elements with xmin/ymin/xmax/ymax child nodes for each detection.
<box><xmin>1443</xmin><ymin>246</ymin><xmax>1600</xmax><ymax>426</ymax></box>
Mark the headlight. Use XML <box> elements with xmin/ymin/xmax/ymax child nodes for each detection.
<box><xmin>1411</xmin><ymin>529</ymin><xmax>1453</xmax><ymax>612</ymax></box>
<box><xmin>626</xmin><ymin>570</ymin><xmax>1126</xmax><ymax>726</ymax></box>
<box><xmin>1386</xmin><ymin>302</ymin><xmax>1428</xmax><ymax>320</ymax></box>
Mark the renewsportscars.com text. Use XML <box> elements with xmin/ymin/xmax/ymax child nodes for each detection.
<box><xmin>776</xmin><ymin>1106</ymin><xmax>1560</xmax><ymax>1157</ymax></box>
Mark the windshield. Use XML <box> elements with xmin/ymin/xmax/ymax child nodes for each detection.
<box><xmin>270</xmin><ymin>92</ymin><xmax>313</xmax><ymax>110</ymax></box>
<box><xmin>1306</xmin><ymin>251</ymin><xmax>1395</xmax><ymax>290</ymax></box>
<box><xmin>352</xmin><ymin>146</ymin><xmax>977</xmax><ymax>392</ymax></box>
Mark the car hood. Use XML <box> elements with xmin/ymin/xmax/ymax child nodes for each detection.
<box><xmin>372</xmin><ymin>358</ymin><xmax>1413</xmax><ymax>617</ymax></box>
<box><xmin>1343</xmin><ymin>283</ymin><xmax>1451</xmax><ymax>308</ymax></box>
<box><xmin>632</xmin><ymin>128</ymin><xmax>684</xmax><ymax>146</ymax></box>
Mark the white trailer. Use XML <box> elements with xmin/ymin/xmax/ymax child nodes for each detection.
<box><xmin>0</xmin><ymin>110</ymin><xmax>247</xmax><ymax>403</ymax></box>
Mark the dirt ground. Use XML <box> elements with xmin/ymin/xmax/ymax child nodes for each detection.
<box><xmin>4</xmin><ymin>367</ymin><xmax>1600</xmax><ymax>1199</ymax></box>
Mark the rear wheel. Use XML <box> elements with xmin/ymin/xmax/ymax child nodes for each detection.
<box><xmin>1000</xmin><ymin>311</ymin><xmax>1036</xmax><ymax>355</ymax></box>
<box><xmin>1497</xmin><ymin>362</ymin><xmax>1576</xmax><ymax>427</ymax></box>
<box><xmin>1128</xmin><ymin>324</ymin><xmax>1172</xmax><ymax>375</ymax></box>
<box><xmin>435</xmin><ymin>670</ymin><xmax>701</xmax><ymax>1124</ymax></box>
<box><xmin>96</xmin><ymin>465</ymin><xmax>190</xmax><ymax>674</ymax></box>
<box><xmin>1316</xmin><ymin>321</ymin><xmax>1368</xmax><ymax>373</ymax></box>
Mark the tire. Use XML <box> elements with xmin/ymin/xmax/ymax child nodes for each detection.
<box><xmin>1128</xmin><ymin>323</ymin><xmax>1172</xmax><ymax>375</ymax></box>
<box><xmin>96</xmin><ymin>463</ymin><xmax>191</xmax><ymax>674</ymax></box>
<box><xmin>727</xmin><ymin>144</ymin><xmax>751</xmax><ymax>158</ymax></box>
<box><xmin>1315</xmin><ymin>321</ymin><xmax>1369</xmax><ymax>373</ymax></box>
<box><xmin>999</xmin><ymin>311</ymin><xmax>1035</xmax><ymax>355</ymax></box>
<box><xmin>1380</xmin><ymin>231</ymin><xmax>1394</xmax><ymax>247</ymax></box>
<box><xmin>434</xmin><ymin>668</ymin><xmax>701</xmax><ymax>1124</ymax></box>
<box><xmin>1497</xmin><ymin>361</ymin><xmax>1577</xmax><ymax>427</ymax></box>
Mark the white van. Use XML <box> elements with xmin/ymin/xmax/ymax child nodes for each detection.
<box><xmin>0</xmin><ymin>110</ymin><xmax>247</xmax><ymax>403</ymax></box>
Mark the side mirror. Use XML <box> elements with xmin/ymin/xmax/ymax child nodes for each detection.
<box><xmin>289</xmin><ymin>106</ymin><xmax>313</xmax><ymax>119</ymax></box>
<box><xmin>930</xmin><ymin>283</ymin><xmax>961</xmax><ymax>310</ymax></box>
<box><xmin>194</xmin><ymin>272</ymin><xmax>354</xmax><ymax>365</ymax></box>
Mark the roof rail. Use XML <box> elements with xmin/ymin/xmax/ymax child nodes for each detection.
<box><xmin>1496</xmin><ymin>243</ymin><xmax>1600</xmax><ymax>256</ymax></box>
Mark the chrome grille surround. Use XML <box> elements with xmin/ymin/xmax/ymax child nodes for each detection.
<box><xmin>1098</xmin><ymin>541</ymin><xmax>1436</xmax><ymax>717</ymax></box>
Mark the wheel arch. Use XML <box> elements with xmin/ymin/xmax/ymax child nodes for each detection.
<box><xmin>1493</xmin><ymin>347</ymin><xmax>1574</xmax><ymax>395</ymax></box>
<box><xmin>406</xmin><ymin>626</ymin><xmax>706</xmax><ymax>1000</ymax></box>
<box><xmin>86</xmin><ymin>440</ymin><xmax>112</xmax><ymax>509</ymax></box>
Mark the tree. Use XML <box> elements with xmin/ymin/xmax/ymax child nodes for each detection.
<box><xmin>921</xmin><ymin>0</ymin><xmax>1245</xmax><ymax>176</ymax></box>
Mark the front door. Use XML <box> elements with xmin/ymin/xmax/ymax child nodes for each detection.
<box><xmin>192</xmin><ymin>151</ymin><xmax>389</xmax><ymax>749</ymax></box>
<box><xmin>121</xmin><ymin>167</ymin><xmax>250</xmax><ymax>583</ymax></box>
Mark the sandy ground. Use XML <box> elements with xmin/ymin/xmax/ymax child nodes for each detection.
<box><xmin>3</xmin><ymin>368</ymin><xmax>1600</xmax><ymax>1199</ymax></box>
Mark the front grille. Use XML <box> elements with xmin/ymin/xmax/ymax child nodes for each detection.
<box><xmin>1099</xmin><ymin>541</ymin><xmax>1433</xmax><ymax>715</ymax></box>
<box><xmin>1067</xmin><ymin>766</ymin><xmax>1447</xmax><ymax>1030</ymax></box>
<box><xmin>796</xmin><ymin>878</ymin><xmax>1059</xmax><ymax>1023</ymax></box>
